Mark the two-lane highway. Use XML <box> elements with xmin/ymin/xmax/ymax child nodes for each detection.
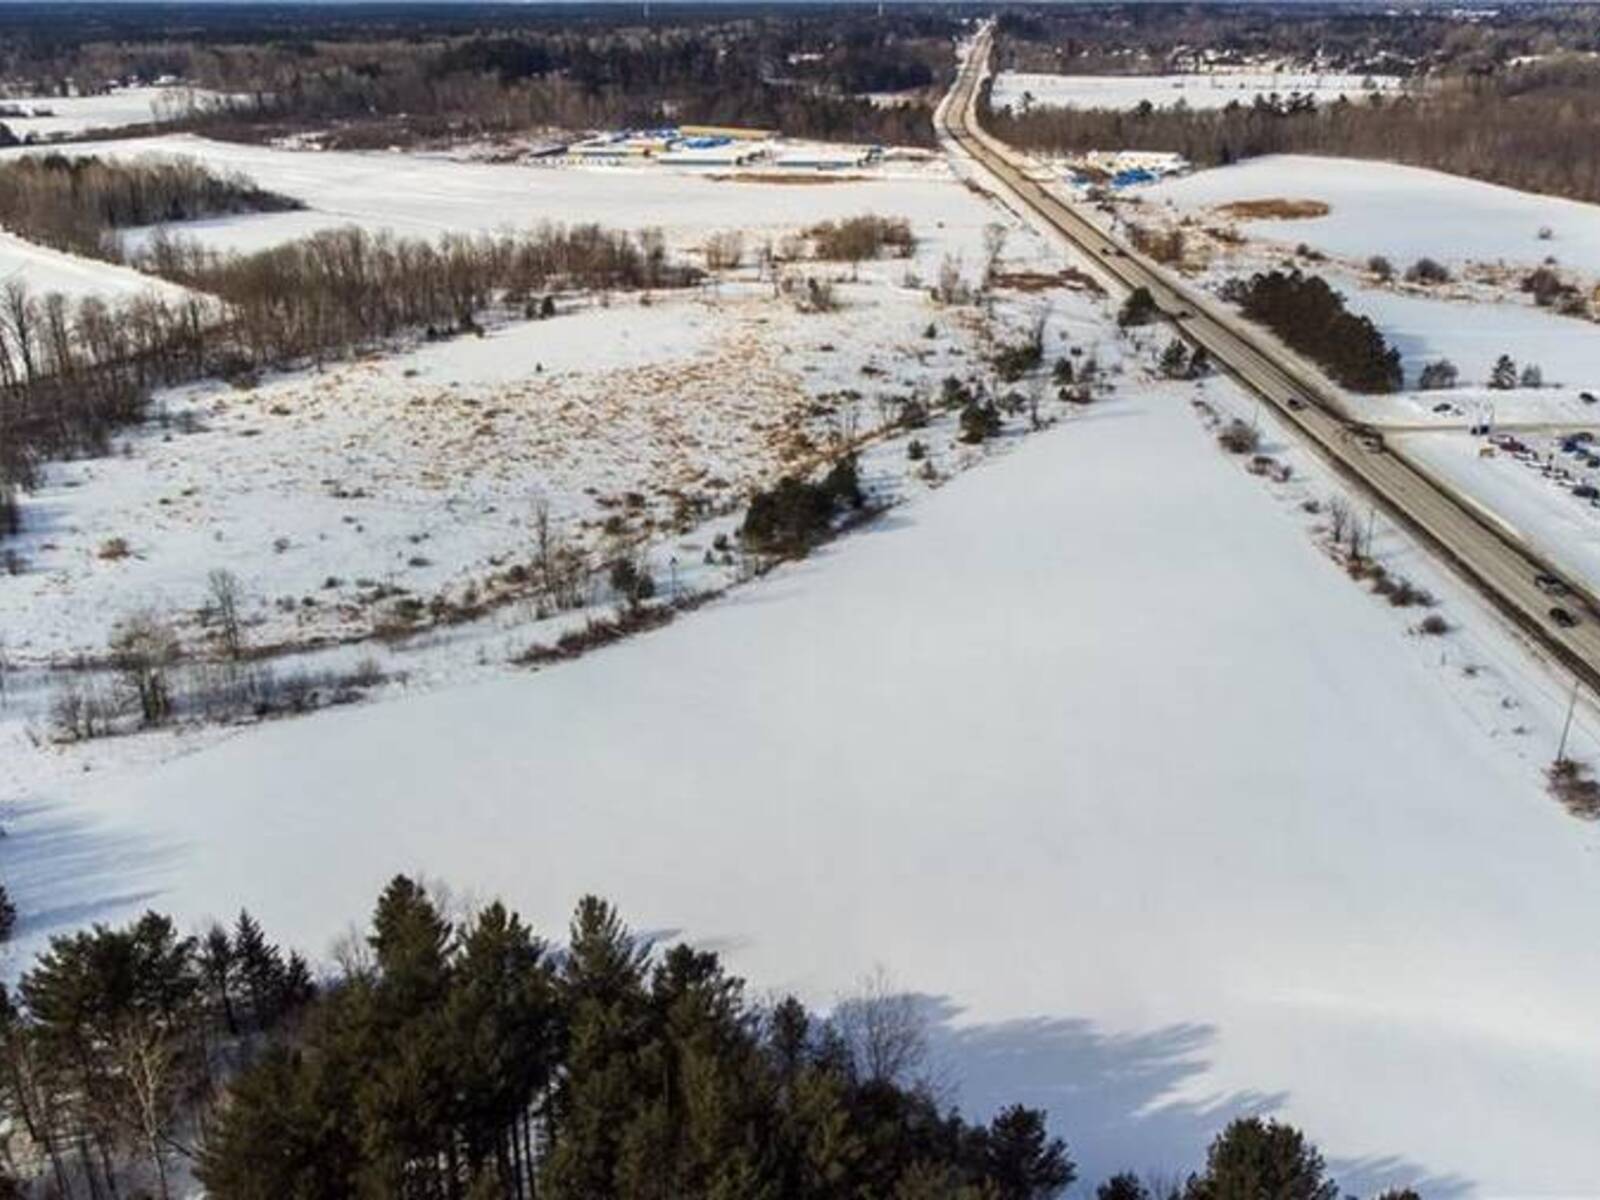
<box><xmin>941</xmin><ymin>25</ymin><xmax>1600</xmax><ymax>693</ymax></box>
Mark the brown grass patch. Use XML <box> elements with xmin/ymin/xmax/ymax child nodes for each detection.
<box><xmin>708</xmin><ymin>172</ymin><xmax>869</xmax><ymax>185</ymax></box>
<box><xmin>1216</xmin><ymin>198</ymin><xmax>1331</xmax><ymax>220</ymax></box>
<box><xmin>990</xmin><ymin>268</ymin><xmax>1106</xmax><ymax>296</ymax></box>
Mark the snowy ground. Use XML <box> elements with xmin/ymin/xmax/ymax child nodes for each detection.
<box><xmin>1143</xmin><ymin>154</ymin><xmax>1600</xmax><ymax>280</ymax></box>
<box><xmin>0</xmin><ymin>273</ymin><xmax>1098</xmax><ymax>663</ymax></box>
<box><xmin>0</xmin><ymin>87</ymin><xmax>216</xmax><ymax>138</ymax></box>
<box><xmin>7</xmin><ymin>359</ymin><xmax>1599</xmax><ymax>1197</ymax></box>
<box><xmin>992</xmin><ymin>71</ymin><xmax>1404</xmax><ymax>113</ymax></box>
<box><xmin>0</xmin><ymin>158</ymin><xmax>1086</xmax><ymax>664</ymax></box>
<box><xmin>0</xmin><ymin>134</ymin><xmax>985</xmax><ymax>261</ymax></box>
<box><xmin>0</xmin><ymin>228</ymin><xmax>189</xmax><ymax>303</ymax></box>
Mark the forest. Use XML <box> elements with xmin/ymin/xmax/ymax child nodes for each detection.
<box><xmin>989</xmin><ymin>5</ymin><xmax>1600</xmax><ymax>205</ymax></box>
<box><xmin>0</xmin><ymin>154</ymin><xmax>301</xmax><ymax>261</ymax></box>
<box><xmin>0</xmin><ymin>875</ymin><xmax>1414</xmax><ymax>1200</ymax></box>
<box><xmin>0</xmin><ymin>5</ymin><xmax>953</xmax><ymax>150</ymax></box>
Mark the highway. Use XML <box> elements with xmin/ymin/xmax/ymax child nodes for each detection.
<box><xmin>938</xmin><ymin>25</ymin><xmax>1600</xmax><ymax>694</ymax></box>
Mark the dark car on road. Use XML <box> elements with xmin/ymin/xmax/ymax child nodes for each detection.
<box><xmin>1550</xmin><ymin>606</ymin><xmax>1580</xmax><ymax>629</ymax></box>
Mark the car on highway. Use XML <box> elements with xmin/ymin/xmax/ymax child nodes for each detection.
<box><xmin>1549</xmin><ymin>606</ymin><xmax>1580</xmax><ymax>629</ymax></box>
<box><xmin>1285</xmin><ymin>396</ymin><xmax>1306</xmax><ymax>411</ymax></box>
<box><xmin>1536</xmin><ymin>573</ymin><xmax>1571</xmax><ymax>596</ymax></box>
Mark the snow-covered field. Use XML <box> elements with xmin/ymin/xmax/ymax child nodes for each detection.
<box><xmin>0</xmin><ymin>227</ymin><xmax>189</xmax><ymax>302</ymax></box>
<box><xmin>0</xmin><ymin>155</ymin><xmax>1086</xmax><ymax>663</ymax></box>
<box><xmin>993</xmin><ymin>71</ymin><xmax>1404</xmax><ymax>113</ymax></box>
<box><xmin>0</xmin><ymin>87</ymin><xmax>213</xmax><ymax>138</ymax></box>
<box><xmin>0</xmin><ymin>134</ymin><xmax>989</xmax><ymax>261</ymax></box>
<box><xmin>1146</xmin><ymin>154</ymin><xmax>1600</xmax><ymax>278</ymax></box>
<box><xmin>0</xmin><ymin>274</ymin><xmax>1091</xmax><ymax>662</ymax></box>
<box><xmin>10</xmin><ymin>364</ymin><xmax>1600</xmax><ymax>1196</ymax></box>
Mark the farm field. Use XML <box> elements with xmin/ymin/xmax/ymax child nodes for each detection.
<box><xmin>0</xmin><ymin>134</ymin><xmax>987</xmax><ymax>260</ymax></box>
<box><xmin>992</xmin><ymin>71</ymin><xmax>1404</xmax><ymax>114</ymax></box>
<box><xmin>14</xmin><ymin>366</ymin><xmax>1600</xmax><ymax>1197</ymax></box>
<box><xmin>1144</xmin><ymin>153</ymin><xmax>1600</xmax><ymax>279</ymax></box>
<box><xmin>0</xmin><ymin>86</ymin><xmax>213</xmax><ymax>138</ymax></box>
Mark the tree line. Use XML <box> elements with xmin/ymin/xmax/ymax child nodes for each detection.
<box><xmin>0</xmin><ymin>874</ymin><xmax>1422</xmax><ymax>1200</ymax></box>
<box><xmin>0</xmin><ymin>153</ymin><xmax>301</xmax><ymax>262</ymax></box>
<box><xmin>1220</xmin><ymin>269</ymin><xmax>1401</xmax><ymax>394</ymax></box>
<box><xmin>0</xmin><ymin>9</ymin><xmax>952</xmax><ymax>151</ymax></box>
<box><xmin>988</xmin><ymin>57</ymin><xmax>1600</xmax><ymax>207</ymax></box>
<box><xmin>0</xmin><ymin>221</ymin><xmax>695</xmax><ymax>541</ymax></box>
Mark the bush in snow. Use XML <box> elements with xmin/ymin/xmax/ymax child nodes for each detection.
<box><xmin>1217</xmin><ymin>418</ymin><xmax>1260</xmax><ymax>455</ymax></box>
<box><xmin>1417</xmin><ymin>359</ymin><xmax>1458</xmax><ymax>390</ymax></box>
<box><xmin>1404</xmin><ymin>256</ymin><xmax>1451</xmax><ymax>285</ymax></box>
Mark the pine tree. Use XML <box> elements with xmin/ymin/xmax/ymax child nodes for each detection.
<box><xmin>1184</xmin><ymin>1118</ymin><xmax>1338</xmax><ymax>1200</ymax></box>
<box><xmin>1489</xmin><ymin>354</ymin><xmax>1518</xmax><ymax>389</ymax></box>
<box><xmin>984</xmin><ymin>1105</ymin><xmax>1075</xmax><ymax>1200</ymax></box>
<box><xmin>1159</xmin><ymin>338</ymin><xmax>1190</xmax><ymax>379</ymax></box>
<box><xmin>544</xmin><ymin>896</ymin><xmax>651</xmax><ymax>1199</ymax></box>
<box><xmin>1098</xmin><ymin>1172</ymin><xmax>1152</xmax><ymax>1200</ymax></box>
<box><xmin>201</xmin><ymin>923</ymin><xmax>239</xmax><ymax>1035</ymax></box>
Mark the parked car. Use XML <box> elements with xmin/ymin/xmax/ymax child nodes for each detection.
<box><xmin>1580</xmin><ymin>390</ymin><xmax>1597</xmax><ymax>404</ymax></box>
<box><xmin>1536</xmin><ymin>574</ymin><xmax>1570</xmax><ymax>596</ymax></box>
<box><xmin>1550</xmin><ymin>606</ymin><xmax>1580</xmax><ymax>629</ymax></box>
<box><xmin>1574</xmin><ymin>485</ymin><xmax>1599</xmax><ymax>500</ymax></box>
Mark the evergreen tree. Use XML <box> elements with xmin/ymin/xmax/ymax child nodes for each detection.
<box><xmin>1098</xmin><ymin>1171</ymin><xmax>1152</xmax><ymax>1200</ymax></box>
<box><xmin>543</xmin><ymin>896</ymin><xmax>651</xmax><ymax>1199</ymax></box>
<box><xmin>1488</xmin><ymin>354</ymin><xmax>1518</xmax><ymax>389</ymax></box>
<box><xmin>1184</xmin><ymin>1117</ymin><xmax>1339</xmax><ymax>1200</ymax></box>
<box><xmin>983</xmin><ymin>1104</ymin><xmax>1075</xmax><ymax>1200</ymax></box>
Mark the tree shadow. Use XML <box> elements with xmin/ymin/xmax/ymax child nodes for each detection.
<box><xmin>1</xmin><ymin>799</ymin><xmax>173</xmax><ymax>952</ymax></box>
<box><xmin>913</xmin><ymin>996</ymin><xmax>1470</xmax><ymax>1198</ymax></box>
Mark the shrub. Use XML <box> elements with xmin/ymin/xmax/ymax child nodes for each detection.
<box><xmin>1417</xmin><ymin>358</ymin><xmax>1458</xmax><ymax>390</ymax></box>
<box><xmin>1117</xmin><ymin>286</ymin><xmax>1159</xmax><ymax>328</ymax></box>
<box><xmin>1367</xmin><ymin>255</ymin><xmax>1394</xmax><ymax>281</ymax></box>
<box><xmin>741</xmin><ymin>456</ymin><xmax>863</xmax><ymax>555</ymax></box>
<box><xmin>959</xmin><ymin>399</ymin><xmax>1003</xmax><ymax>444</ymax></box>
<box><xmin>608</xmin><ymin>557</ymin><xmax>655</xmax><ymax>607</ymax></box>
<box><xmin>0</xmin><ymin>884</ymin><xmax>13</xmax><ymax>943</ymax></box>
<box><xmin>1217</xmin><ymin>418</ymin><xmax>1260</xmax><ymax>454</ymax></box>
<box><xmin>1404</xmin><ymin>256</ymin><xmax>1451</xmax><ymax>285</ymax></box>
<box><xmin>1547</xmin><ymin>758</ymin><xmax>1600</xmax><ymax>819</ymax></box>
<box><xmin>1417</xmin><ymin>613</ymin><xmax>1450</xmax><ymax>636</ymax></box>
<box><xmin>808</xmin><ymin>214</ymin><xmax>914</xmax><ymax>262</ymax></box>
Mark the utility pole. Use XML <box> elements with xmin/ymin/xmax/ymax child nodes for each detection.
<box><xmin>1558</xmin><ymin>675</ymin><xmax>1581</xmax><ymax>763</ymax></box>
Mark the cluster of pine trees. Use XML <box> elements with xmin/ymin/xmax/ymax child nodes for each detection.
<box><xmin>0</xmin><ymin>876</ymin><xmax>1425</xmax><ymax>1200</ymax></box>
<box><xmin>1221</xmin><ymin>269</ymin><xmax>1402</xmax><ymax>394</ymax></box>
<box><xmin>202</xmin><ymin>879</ymin><xmax>1076</xmax><ymax>1200</ymax></box>
<box><xmin>0</xmin><ymin>154</ymin><xmax>300</xmax><ymax>262</ymax></box>
<box><xmin>0</xmin><ymin>909</ymin><xmax>311</xmax><ymax>1199</ymax></box>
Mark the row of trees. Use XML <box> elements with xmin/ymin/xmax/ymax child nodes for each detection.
<box><xmin>201</xmin><ymin>880</ymin><xmax>1074</xmax><ymax>1200</ymax></box>
<box><xmin>0</xmin><ymin>221</ymin><xmax>695</xmax><ymax>537</ymax></box>
<box><xmin>144</xmin><ymin>223</ymin><xmax>694</xmax><ymax>369</ymax></box>
<box><xmin>1221</xmin><ymin>269</ymin><xmax>1402</xmax><ymax>394</ymax></box>
<box><xmin>0</xmin><ymin>908</ymin><xmax>310</xmax><ymax>1199</ymax></box>
<box><xmin>1</xmin><ymin>876</ymin><xmax>1423</xmax><ymax>1200</ymax></box>
<box><xmin>989</xmin><ymin>56</ymin><xmax>1600</xmax><ymax>206</ymax></box>
<box><xmin>0</xmin><ymin>154</ymin><xmax>300</xmax><ymax>262</ymax></box>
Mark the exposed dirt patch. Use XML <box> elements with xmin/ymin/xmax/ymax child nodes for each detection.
<box><xmin>1215</xmin><ymin>198</ymin><xmax>1331</xmax><ymax>220</ymax></box>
